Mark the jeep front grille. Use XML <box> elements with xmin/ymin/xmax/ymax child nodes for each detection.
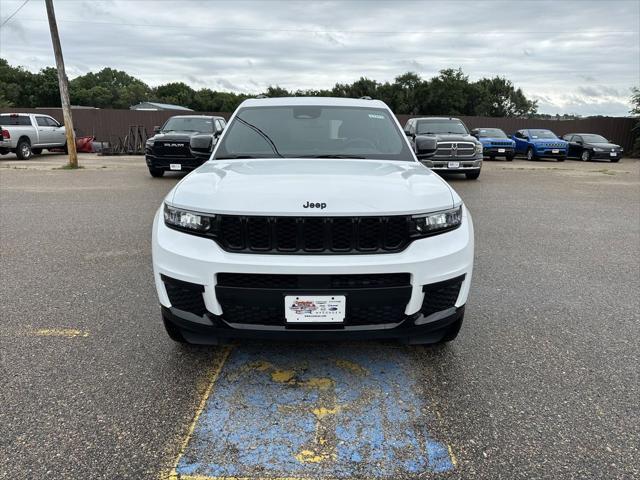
<box><xmin>214</xmin><ymin>215</ymin><xmax>412</xmax><ymax>254</ymax></box>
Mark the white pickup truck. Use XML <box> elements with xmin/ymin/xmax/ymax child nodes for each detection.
<box><xmin>0</xmin><ymin>113</ymin><xmax>67</xmax><ymax>159</ymax></box>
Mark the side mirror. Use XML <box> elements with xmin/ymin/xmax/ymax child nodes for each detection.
<box><xmin>214</xmin><ymin>127</ymin><xmax>224</xmax><ymax>138</ymax></box>
<box><xmin>414</xmin><ymin>135</ymin><xmax>437</xmax><ymax>159</ymax></box>
<box><xmin>576</xmin><ymin>140</ymin><xmax>583</xmax><ymax>145</ymax></box>
<box><xmin>153</xmin><ymin>126</ymin><xmax>161</xmax><ymax>134</ymax></box>
<box><xmin>190</xmin><ymin>135</ymin><xmax>213</xmax><ymax>152</ymax></box>
<box><xmin>404</xmin><ymin>130</ymin><xmax>412</xmax><ymax>137</ymax></box>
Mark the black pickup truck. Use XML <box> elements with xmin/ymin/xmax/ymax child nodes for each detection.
<box><xmin>145</xmin><ymin>115</ymin><xmax>226</xmax><ymax>177</ymax></box>
<box><xmin>404</xmin><ymin>117</ymin><xmax>483</xmax><ymax>180</ymax></box>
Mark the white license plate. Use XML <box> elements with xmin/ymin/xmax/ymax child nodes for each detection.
<box><xmin>448</xmin><ymin>161</ymin><xmax>460</xmax><ymax>168</ymax></box>
<box><xmin>285</xmin><ymin>295</ymin><xmax>346</xmax><ymax>323</ymax></box>
<box><xmin>498</xmin><ymin>148</ymin><xmax>505</xmax><ymax>153</ymax></box>
<box><xmin>552</xmin><ymin>149</ymin><xmax>559</xmax><ymax>154</ymax></box>
<box><xmin>610</xmin><ymin>152</ymin><xmax>617</xmax><ymax>157</ymax></box>
<box><xmin>169</xmin><ymin>164</ymin><xmax>182</xmax><ymax>171</ymax></box>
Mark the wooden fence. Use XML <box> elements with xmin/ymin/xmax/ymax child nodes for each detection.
<box><xmin>1</xmin><ymin>107</ymin><xmax>636</xmax><ymax>152</ymax></box>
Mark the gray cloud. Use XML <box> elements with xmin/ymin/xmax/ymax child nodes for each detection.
<box><xmin>0</xmin><ymin>0</ymin><xmax>637</xmax><ymax>115</ymax></box>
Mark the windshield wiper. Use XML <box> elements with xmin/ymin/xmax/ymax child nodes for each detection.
<box><xmin>300</xmin><ymin>154</ymin><xmax>366</xmax><ymax>159</ymax></box>
<box><xmin>235</xmin><ymin>116</ymin><xmax>284</xmax><ymax>158</ymax></box>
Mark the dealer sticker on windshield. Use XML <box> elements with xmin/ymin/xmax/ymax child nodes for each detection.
<box><xmin>285</xmin><ymin>295</ymin><xmax>346</xmax><ymax>323</ymax></box>
<box><xmin>170</xmin><ymin>164</ymin><xmax>182</xmax><ymax>170</ymax></box>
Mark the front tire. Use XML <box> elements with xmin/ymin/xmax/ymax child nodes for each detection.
<box><xmin>581</xmin><ymin>150</ymin><xmax>591</xmax><ymax>162</ymax></box>
<box><xmin>32</xmin><ymin>148</ymin><xmax>43</xmax><ymax>155</ymax></box>
<box><xmin>506</xmin><ymin>153</ymin><xmax>514</xmax><ymax>161</ymax></box>
<box><xmin>557</xmin><ymin>156</ymin><xmax>566</xmax><ymax>162</ymax></box>
<box><xmin>526</xmin><ymin>147</ymin><xmax>536</xmax><ymax>161</ymax></box>
<box><xmin>148</xmin><ymin>166</ymin><xmax>165</xmax><ymax>177</ymax></box>
<box><xmin>465</xmin><ymin>170</ymin><xmax>481</xmax><ymax>180</ymax></box>
<box><xmin>16</xmin><ymin>139</ymin><xmax>32</xmax><ymax>160</ymax></box>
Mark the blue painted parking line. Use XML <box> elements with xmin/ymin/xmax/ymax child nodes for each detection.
<box><xmin>173</xmin><ymin>344</ymin><xmax>455</xmax><ymax>479</ymax></box>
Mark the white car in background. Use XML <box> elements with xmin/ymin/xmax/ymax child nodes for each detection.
<box><xmin>152</xmin><ymin>97</ymin><xmax>474</xmax><ymax>345</ymax></box>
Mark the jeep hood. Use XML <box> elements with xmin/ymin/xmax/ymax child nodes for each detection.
<box><xmin>168</xmin><ymin>159</ymin><xmax>459</xmax><ymax>216</ymax></box>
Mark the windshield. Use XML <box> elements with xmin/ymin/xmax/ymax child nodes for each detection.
<box><xmin>416</xmin><ymin>120</ymin><xmax>468</xmax><ymax>135</ymax></box>
<box><xmin>162</xmin><ymin>117</ymin><xmax>214</xmax><ymax>133</ymax></box>
<box><xmin>475</xmin><ymin>128</ymin><xmax>507</xmax><ymax>138</ymax></box>
<box><xmin>529</xmin><ymin>129</ymin><xmax>558</xmax><ymax>139</ymax></box>
<box><xmin>581</xmin><ymin>134</ymin><xmax>608</xmax><ymax>143</ymax></box>
<box><xmin>214</xmin><ymin>105</ymin><xmax>413</xmax><ymax>161</ymax></box>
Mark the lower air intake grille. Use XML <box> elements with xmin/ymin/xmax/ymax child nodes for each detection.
<box><xmin>421</xmin><ymin>275</ymin><xmax>465</xmax><ymax>317</ymax></box>
<box><xmin>216</xmin><ymin>273</ymin><xmax>410</xmax><ymax>289</ymax></box>
<box><xmin>162</xmin><ymin>275</ymin><xmax>207</xmax><ymax>316</ymax></box>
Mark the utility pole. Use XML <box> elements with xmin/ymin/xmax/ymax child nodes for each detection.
<box><xmin>45</xmin><ymin>0</ymin><xmax>78</xmax><ymax>168</ymax></box>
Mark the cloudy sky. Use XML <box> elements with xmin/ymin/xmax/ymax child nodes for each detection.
<box><xmin>1</xmin><ymin>0</ymin><xmax>638</xmax><ymax>115</ymax></box>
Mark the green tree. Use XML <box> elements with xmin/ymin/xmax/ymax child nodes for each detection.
<box><xmin>70</xmin><ymin>67</ymin><xmax>151</xmax><ymax>108</ymax></box>
<box><xmin>153</xmin><ymin>82</ymin><xmax>195</xmax><ymax>108</ymax></box>
<box><xmin>474</xmin><ymin>77</ymin><xmax>537</xmax><ymax>117</ymax></box>
<box><xmin>264</xmin><ymin>85</ymin><xmax>290</xmax><ymax>97</ymax></box>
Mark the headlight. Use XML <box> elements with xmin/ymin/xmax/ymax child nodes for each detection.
<box><xmin>475</xmin><ymin>144</ymin><xmax>483</xmax><ymax>154</ymax></box>
<box><xmin>146</xmin><ymin>139</ymin><xmax>154</xmax><ymax>147</ymax></box>
<box><xmin>593</xmin><ymin>147</ymin><xmax>604</xmax><ymax>152</ymax></box>
<box><xmin>164</xmin><ymin>204</ymin><xmax>214</xmax><ymax>234</ymax></box>
<box><xmin>411</xmin><ymin>206</ymin><xmax>462</xmax><ymax>236</ymax></box>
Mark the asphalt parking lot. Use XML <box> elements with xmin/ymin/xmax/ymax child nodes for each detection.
<box><xmin>1</xmin><ymin>153</ymin><xmax>639</xmax><ymax>479</ymax></box>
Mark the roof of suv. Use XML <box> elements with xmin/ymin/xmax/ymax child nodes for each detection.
<box><xmin>239</xmin><ymin>96</ymin><xmax>388</xmax><ymax>108</ymax></box>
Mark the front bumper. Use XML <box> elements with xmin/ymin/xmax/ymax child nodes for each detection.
<box><xmin>163</xmin><ymin>304</ymin><xmax>465</xmax><ymax>344</ymax></box>
<box><xmin>152</xmin><ymin>206</ymin><xmax>474</xmax><ymax>342</ymax></box>
<box><xmin>145</xmin><ymin>152</ymin><xmax>209</xmax><ymax>171</ymax></box>
<box><xmin>534</xmin><ymin>148</ymin><xmax>567</xmax><ymax>158</ymax></box>
<box><xmin>421</xmin><ymin>158</ymin><xmax>482</xmax><ymax>173</ymax></box>
<box><xmin>483</xmin><ymin>146</ymin><xmax>514</xmax><ymax>156</ymax></box>
<box><xmin>592</xmin><ymin>150</ymin><xmax>623</xmax><ymax>160</ymax></box>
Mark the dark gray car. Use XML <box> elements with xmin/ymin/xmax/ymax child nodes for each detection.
<box><xmin>562</xmin><ymin>133</ymin><xmax>623</xmax><ymax>162</ymax></box>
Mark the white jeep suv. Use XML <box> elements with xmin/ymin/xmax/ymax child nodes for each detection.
<box><xmin>152</xmin><ymin>97</ymin><xmax>474</xmax><ymax>345</ymax></box>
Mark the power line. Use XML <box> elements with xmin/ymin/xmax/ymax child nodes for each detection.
<box><xmin>13</xmin><ymin>16</ymin><xmax>639</xmax><ymax>35</ymax></box>
<box><xmin>1</xmin><ymin>0</ymin><xmax>30</xmax><ymax>27</ymax></box>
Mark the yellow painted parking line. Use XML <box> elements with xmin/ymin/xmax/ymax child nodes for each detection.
<box><xmin>31</xmin><ymin>328</ymin><xmax>89</xmax><ymax>338</ymax></box>
<box><xmin>447</xmin><ymin>444</ymin><xmax>458</xmax><ymax>467</ymax></box>
<box><xmin>166</xmin><ymin>345</ymin><xmax>233</xmax><ymax>480</ymax></box>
